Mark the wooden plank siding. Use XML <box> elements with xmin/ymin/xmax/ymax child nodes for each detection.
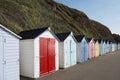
<box><xmin>0</xmin><ymin>26</ymin><xmax>20</xmax><ymax>80</ymax></box>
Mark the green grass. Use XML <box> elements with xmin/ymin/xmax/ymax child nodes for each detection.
<box><xmin>0</xmin><ymin>0</ymin><xmax>114</xmax><ymax>41</ymax></box>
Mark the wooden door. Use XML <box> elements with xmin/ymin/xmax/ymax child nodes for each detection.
<box><xmin>89</xmin><ymin>43</ymin><xmax>92</xmax><ymax>59</ymax></box>
<box><xmin>40</xmin><ymin>38</ymin><xmax>55</xmax><ymax>76</ymax></box>
<box><xmin>40</xmin><ymin>38</ymin><xmax>48</xmax><ymax>76</ymax></box>
<box><xmin>48</xmin><ymin>38</ymin><xmax>55</xmax><ymax>73</ymax></box>
<box><xmin>0</xmin><ymin>36</ymin><xmax>4</xmax><ymax>80</ymax></box>
<box><xmin>81</xmin><ymin>42</ymin><xmax>84</xmax><ymax>62</ymax></box>
<box><xmin>110</xmin><ymin>43</ymin><xmax>112</xmax><ymax>52</ymax></box>
<box><xmin>91</xmin><ymin>42</ymin><xmax>94</xmax><ymax>58</ymax></box>
<box><xmin>84</xmin><ymin>41</ymin><xmax>87</xmax><ymax>61</ymax></box>
<box><xmin>70</xmin><ymin>40</ymin><xmax>76</xmax><ymax>66</ymax></box>
<box><xmin>70</xmin><ymin>40</ymin><xmax>72</xmax><ymax>65</ymax></box>
<box><xmin>64</xmin><ymin>41</ymin><xmax>70</xmax><ymax>68</ymax></box>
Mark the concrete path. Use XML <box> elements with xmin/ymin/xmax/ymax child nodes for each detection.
<box><xmin>21</xmin><ymin>50</ymin><xmax>120</xmax><ymax>80</ymax></box>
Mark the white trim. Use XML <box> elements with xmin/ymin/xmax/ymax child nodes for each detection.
<box><xmin>0</xmin><ymin>24</ymin><xmax>21</xmax><ymax>39</ymax></box>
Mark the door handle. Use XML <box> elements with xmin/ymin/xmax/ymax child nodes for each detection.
<box><xmin>2</xmin><ymin>61</ymin><xmax>6</xmax><ymax>64</ymax></box>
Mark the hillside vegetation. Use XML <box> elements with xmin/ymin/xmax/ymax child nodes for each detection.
<box><xmin>0</xmin><ymin>0</ymin><xmax>114</xmax><ymax>40</ymax></box>
<box><xmin>112</xmin><ymin>34</ymin><xmax>120</xmax><ymax>43</ymax></box>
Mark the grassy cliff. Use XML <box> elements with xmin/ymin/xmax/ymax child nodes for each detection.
<box><xmin>0</xmin><ymin>0</ymin><xmax>114</xmax><ymax>40</ymax></box>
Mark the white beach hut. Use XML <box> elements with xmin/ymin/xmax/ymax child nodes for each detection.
<box><xmin>0</xmin><ymin>24</ymin><xmax>21</xmax><ymax>80</ymax></box>
<box><xmin>19</xmin><ymin>27</ymin><xmax>59</xmax><ymax>78</ymax></box>
<box><xmin>56</xmin><ymin>32</ymin><xmax>77</xmax><ymax>68</ymax></box>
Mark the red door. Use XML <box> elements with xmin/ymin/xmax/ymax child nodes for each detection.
<box><xmin>40</xmin><ymin>38</ymin><xmax>55</xmax><ymax>76</ymax></box>
<box><xmin>40</xmin><ymin>38</ymin><xmax>48</xmax><ymax>76</ymax></box>
<box><xmin>48</xmin><ymin>38</ymin><xmax>55</xmax><ymax>73</ymax></box>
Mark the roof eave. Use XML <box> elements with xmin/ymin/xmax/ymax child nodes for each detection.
<box><xmin>0</xmin><ymin>24</ymin><xmax>21</xmax><ymax>39</ymax></box>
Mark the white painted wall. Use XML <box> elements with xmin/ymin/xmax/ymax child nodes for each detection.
<box><xmin>112</xmin><ymin>43</ymin><xmax>115</xmax><ymax>51</ymax></box>
<box><xmin>20</xmin><ymin>39</ymin><xmax>34</xmax><ymax>78</ymax></box>
<box><xmin>0</xmin><ymin>27</ymin><xmax>20</xmax><ymax>80</ymax></box>
<box><xmin>34</xmin><ymin>38</ymin><xmax>40</xmax><ymax>78</ymax></box>
<box><xmin>118</xmin><ymin>43</ymin><xmax>120</xmax><ymax>50</ymax></box>
<box><xmin>0</xmin><ymin>36</ymin><xmax>4</xmax><ymax>80</ymax></box>
<box><xmin>76</xmin><ymin>42</ymin><xmax>80</xmax><ymax>62</ymax></box>
<box><xmin>59</xmin><ymin>42</ymin><xmax>64</xmax><ymax>68</ymax></box>
<box><xmin>55</xmin><ymin>40</ymin><xmax>59</xmax><ymax>70</ymax></box>
<box><xmin>59</xmin><ymin>34</ymin><xmax>76</xmax><ymax>68</ymax></box>
<box><xmin>115</xmin><ymin>43</ymin><xmax>118</xmax><ymax>51</ymax></box>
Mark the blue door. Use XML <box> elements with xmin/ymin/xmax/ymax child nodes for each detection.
<box><xmin>104</xmin><ymin>43</ymin><xmax>106</xmax><ymax>54</ymax></box>
<box><xmin>100</xmin><ymin>41</ymin><xmax>104</xmax><ymax>55</ymax></box>
<box><xmin>84</xmin><ymin>41</ymin><xmax>88</xmax><ymax>61</ymax></box>
<box><xmin>101</xmin><ymin>43</ymin><xmax>103</xmax><ymax>55</ymax></box>
<box><xmin>80</xmin><ymin>42</ymin><xmax>84</xmax><ymax>62</ymax></box>
<box><xmin>109</xmin><ymin>42</ymin><xmax>112</xmax><ymax>52</ymax></box>
<box><xmin>99</xmin><ymin>43</ymin><xmax>102</xmax><ymax>55</ymax></box>
<box><xmin>80</xmin><ymin>40</ymin><xmax>87</xmax><ymax>62</ymax></box>
<box><xmin>0</xmin><ymin>36</ymin><xmax>4</xmax><ymax>80</ymax></box>
<box><xmin>107</xmin><ymin>43</ymin><xmax>109</xmax><ymax>53</ymax></box>
<box><xmin>103</xmin><ymin>42</ymin><xmax>105</xmax><ymax>55</ymax></box>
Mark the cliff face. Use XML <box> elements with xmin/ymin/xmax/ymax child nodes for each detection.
<box><xmin>0</xmin><ymin>0</ymin><xmax>114</xmax><ymax>40</ymax></box>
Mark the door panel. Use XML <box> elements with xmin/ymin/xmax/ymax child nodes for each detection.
<box><xmin>40</xmin><ymin>38</ymin><xmax>56</xmax><ymax>76</ymax></box>
<box><xmin>110</xmin><ymin>43</ymin><xmax>112</xmax><ymax>52</ymax></box>
<box><xmin>70</xmin><ymin>40</ymin><xmax>76</xmax><ymax>65</ymax></box>
<box><xmin>89</xmin><ymin>43</ymin><xmax>92</xmax><ymax>59</ymax></box>
<box><xmin>91</xmin><ymin>43</ymin><xmax>94</xmax><ymax>58</ymax></box>
<box><xmin>40</xmin><ymin>38</ymin><xmax>48</xmax><ymax>76</ymax></box>
<box><xmin>0</xmin><ymin>36</ymin><xmax>4</xmax><ymax>80</ymax></box>
<box><xmin>48</xmin><ymin>38</ymin><xmax>55</xmax><ymax>72</ymax></box>
<box><xmin>84</xmin><ymin>41</ymin><xmax>87</xmax><ymax>61</ymax></box>
<box><xmin>64</xmin><ymin>41</ymin><xmax>70</xmax><ymax>68</ymax></box>
<box><xmin>80</xmin><ymin>42</ymin><xmax>84</xmax><ymax>62</ymax></box>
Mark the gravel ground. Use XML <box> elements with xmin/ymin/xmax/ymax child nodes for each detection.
<box><xmin>21</xmin><ymin>50</ymin><xmax>120</xmax><ymax>80</ymax></box>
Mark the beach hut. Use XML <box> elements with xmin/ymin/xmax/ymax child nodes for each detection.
<box><xmin>98</xmin><ymin>39</ymin><xmax>104</xmax><ymax>55</ymax></box>
<box><xmin>74</xmin><ymin>35</ymin><xmax>88</xmax><ymax>63</ymax></box>
<box><xmin>19</xmin><ymin>27</ymin><xmax>59</xmax><ymax>78</ymax></box>
<box><xmin>94</xmin><ymin>39</ymin><xmax>100</xmax><ymax>57</ymax></box>
<box><xmin>56</xmin><ymin>32</ymin><xmax>76</xmax><ymax>68</ymax></box>
<box><xmin>112</xmin><ymin>42</ymin><xmax>115</xmax><ymax>51</ymax></box>
<box><xmin>113</xmin><ymin>42</ymin><xmax>118</xmax><ymax>51</ymax></box>
<box><xmin>106</xmin><ymin>40</ymin><xmax>110</xmax><ymax>53</ymax></box>
<box><xmin>103</xmin><ymin>40</ymin><xmax>106</xmax><ymax>55</ymax></box>
<box><xmin>114</xmin><ymin>42</ymin><xmax>118</xmax><ymax>51</ymax></box>
<box><xmin>109</xmin><ymin>41</ymin><xmax>112</xmax><ymax>52</ymax></box>
<box><xmin>117</xmin><ymin>42</ymin><xmax>119</xmax><ymax>50</ymax></box>
<box><xmin>87</xmin><ymin>38</ymin><xmax>95</xmax><ymax>59</ymax></box>
<box><xmin>0</xmin><ymin>24</ymin><xmax>21</xmax><ymax>80</ymax></box>
<box><xmin>118</xmin><ymin>43</ymin><xmax>120</xmax><ymax>50</ymax></box>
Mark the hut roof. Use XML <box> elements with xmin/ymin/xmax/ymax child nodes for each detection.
<box><xmin>74</xmin><ymin>35</ymin><xmax>84</xmax><ymax>42</ymax></box>
<box><xmin>55</xmin><ymin>32</ymin><xmax>71</xmax><ymax>41</ymax></box>
<box><xmin>98</xmin><ymin>39</ymin><xmax>103</xmax><ymax>43</ymax></box>
<box><xmin>94</xmin><ymin>39</ymin><xmax>98</xmax><ymax>42</ymax></box>
<box><xmin>86</xmin><ymin>38</ymin><xmax>92</xmax><ymax>42</ymax></box>
<box><xmin>19</xmin><ymin>27</ymin><xmax>48</xmax><ymax>39</ymax></box>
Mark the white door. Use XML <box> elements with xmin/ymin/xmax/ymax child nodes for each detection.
<box><xmin>64</xmin><ymin>41</ymin><xmax>70</xmax><ymax>68</ymax></box>
<box><xmin>0</xmin><ymin>36</ymin><xmax>4</xmax><ymax>80</ymax></box>
<box><xmin>70</xmin><ymin>40</ymin><xmax>76</xmax><ymax>66</ymax></box>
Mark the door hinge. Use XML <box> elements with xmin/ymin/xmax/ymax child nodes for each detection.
<box><xmin>4</xmin><ymin>39</ymin><xmax>6</xmax><ymax>43</ymax></box>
